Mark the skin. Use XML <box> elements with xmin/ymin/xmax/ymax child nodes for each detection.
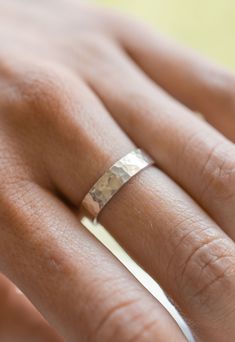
<box><xmin>0</xmin><ymin>0</ymin><xmax>235</xmax><ymax>340</ymax></box>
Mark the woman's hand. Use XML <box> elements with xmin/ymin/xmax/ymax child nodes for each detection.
<box><xmin>0</xmin><ymin>0</ymin><xmax>235</xmax><ymax>341</ymax></box>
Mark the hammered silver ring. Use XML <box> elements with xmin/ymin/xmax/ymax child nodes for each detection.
<box><xmin>80</xmin><ymin>148</ymin><xmax>154</xmax><ymax>223</ymax></box>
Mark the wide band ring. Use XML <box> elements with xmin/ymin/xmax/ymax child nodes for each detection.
<box><xmin>80</xmin><ymin>148</ymin><xmax>154</xmax><ymax>223</ymax></box>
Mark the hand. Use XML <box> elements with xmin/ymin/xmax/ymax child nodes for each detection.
<box><xmin>0</xmin><ymin>1</ymin><xmax>235</xmax><ymax>341</ymax></box>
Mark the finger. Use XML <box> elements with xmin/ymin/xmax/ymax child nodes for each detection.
<box><xmin>111</xmin><ymin>15</ymin><xmax>235</xmax><ymax>142</ymax></box>
<box><xmin>83</xmin><ymin>43</ymin><xmax>235</xmax><ymax>241</ymax></box>
<box><xmin>0</xmin><ymin>67</ymin><xmax>185</xmax><ymax>341</ymax></box>
<box><xmin>0</xmin><ymin>274</ymin><xmax>61</xmax><ymax>341</ymax></box>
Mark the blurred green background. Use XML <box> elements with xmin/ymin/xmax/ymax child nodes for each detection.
<box><xmin>96</xmin><ymin>0</ymin><xmax>235</xmax><ymax>69</ymax></box>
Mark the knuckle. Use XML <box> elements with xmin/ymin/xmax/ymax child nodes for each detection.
<box><xmin>89</xmin><ymin>291</ymin><xmax>157</xmax><ymax>342</ymax></box>
<box><xmin>2</xmin><ymin>63</ymin><xmax>82</xmax><ymax>134</ymax></box>
<box><xmin>15</xmin><ymin>66</ymin><xmax>68</xmax><ymax>114</ymax></box>
<box><xmin>91</xmin><ymin>299</ymin><xmax>136</xmax><ymax>340</ymax></box>
<box><xmin>192</xmin><ymin>254</ymin><xmax>235</xmax><ymax>307</ymax></box>
<box><xmin>171</xmin><ymin>224</ymin><xmax>235</xmax><ymax>306</ymax></box>
<box><xmin>200</xmin><ymin>141</ymin><xmax>235</xmax><ymax>201</ymax></box>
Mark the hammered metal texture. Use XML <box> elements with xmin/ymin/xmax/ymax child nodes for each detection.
<box><xmin>81</xmin><ymin>149</ymin><xmax>154</xmax><ymax>220</ymax></box>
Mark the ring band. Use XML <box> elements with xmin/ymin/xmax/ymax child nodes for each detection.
<box><xmin>80</xmin><ymin>148</ymin><xmax>154</xmax><ymax>223</ymax></box>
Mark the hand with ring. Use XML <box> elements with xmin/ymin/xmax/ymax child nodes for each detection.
<box><xmin>0</xmin><ymin>1</ymin><xmax>235</xmax><ymax>341</ymax></box>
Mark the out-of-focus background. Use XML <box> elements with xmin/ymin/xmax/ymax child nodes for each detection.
<box><xmin>96</xmin><ymin>0</ymin><xmax>235</xmax><ymax>70</ymax></box>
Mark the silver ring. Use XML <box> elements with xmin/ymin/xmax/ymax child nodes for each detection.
<box><xmin>80</xmin><ymin>148</ymin><xmax>154</xmax><ymax>223</ymax></box>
